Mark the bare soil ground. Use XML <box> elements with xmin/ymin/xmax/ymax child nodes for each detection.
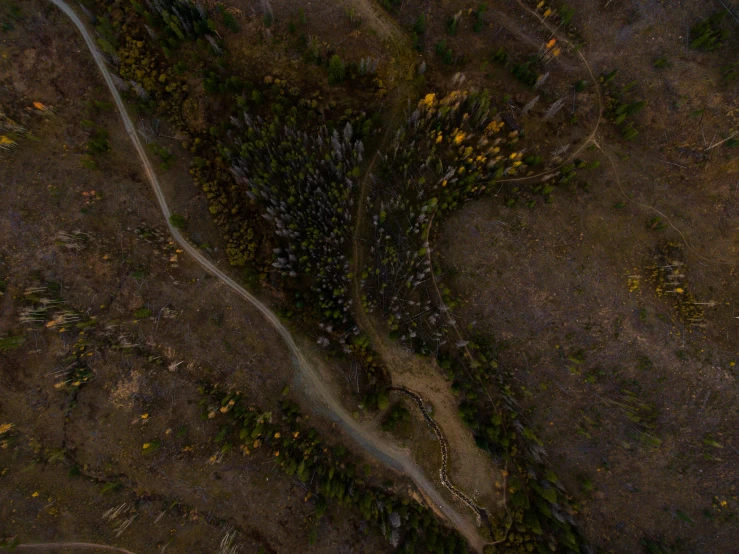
<box><xmin>431</xmin><ymin>0</ymin><xmax>739</xmax><ymax>551</ymax></box>
<box><xmin>0</xmin><ymin>2</ymin><xmax>395</xmax><ymax>550</ymax></box>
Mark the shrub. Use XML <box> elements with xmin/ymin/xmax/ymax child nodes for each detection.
<box><xmin>511</xmin><ymin>61</ymin><xmax>538</xmax><ymax>87</ymax></box>
<box><xmin>150</xmin><ymin>143</ymin><xmax>175</xmax><ymax>169</ymax></box>
<box><xmin>601</xmin><ymin>68</ymin><xmax>619</xmax><ymax>84</ymax></box>
<box><xmin>721</xmin><ymin>62</ymin><xmax>739</xmax><ymax>84</ymax></box>
<box><xmin>377</xmin><ymin>393</ymin><xmax>390</xmax><ymax>411</ymax></box>
<box><xmin>559</xmin><ymin>5</ymin><xmax>575</xmax><ymax>25</ymax></box>
<box><xmin>86</xmin><ymin>134</ymin><xmax>111</xmax><ymax>154</ymax></box>
<box><xmin>413</xmin><ymin>13</ymin><xmax>426</xmax><ymax>34</ymax></box>
<box><xmin>472</xmin><ymin>4</ymin><xmax>487</xmax><ymax>32</ymax></box>
<box><xmin>602</xmin><ymin>70</ymin><xmax>647</xmax><ymax>140</ymax></box>
<box><xmin>647</xmin><ymin>216</ymin><xmax>667</xmax><ymax>231</ymax></box>
<box><xmin>491</xmin><ymin>47</ymin><xmax>508</xmax><ymax>64</ymax></box>
<box><xmin>133</xmin><ymin>307</ymin><xmax>152</xmax><ymax>319</ymax></box>
<box><xmin>378</xmin><ymin>0</ymin><xmax>401</xmax><ymax>13</ymax></box>
<box><xmin>344</xmin><ymin>7</ymin><xmax>361</xmax><ymax>27</ymax></box>
<box><xmin>653</xmin><ymin>56</ymin><xmax>669</xmax><ymax>68</ymax></box>
<box><xmin>622</xmin><ymin>125</ymin><xmax>638</xmax><ymax>140</ymax></box>
<box><xmin>81</xmin><ymin>156</ymin><xmax>97</xmax><ymax>169</ymax></box>
<box><xmin>328</xmin><ymin>54</ymin><xmax>346</xmax><ymax>84</ymax></box>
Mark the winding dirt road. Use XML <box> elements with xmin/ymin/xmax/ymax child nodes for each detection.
<box><xmin>46</xmin><ymin>0</ymin><xmax>485</xmax><ymax>551</ymax></box>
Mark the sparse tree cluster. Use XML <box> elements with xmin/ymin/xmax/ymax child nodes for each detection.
<box><xmin>601</xmin><ymin>69</ymin><xmax>647</xmax><ymax>141</ymax></box>
<box><xmin>203</xmin><ymin>385</ymin><xmax>468</xmax><ymax>553</ymax></box>
<box><xmin>363</xmin><ymin>90</ymin><xmax>521</xmax><ymax>353</ymax></box>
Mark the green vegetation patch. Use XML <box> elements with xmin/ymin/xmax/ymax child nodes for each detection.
<box><xmin>0</xmin><ymin>334</ymin><xmax>26</xmax><ymax>352</ymax></box>
<box><xmin>382</xmin><ymin>402</ymin><xmax>409</xmax><ymax>431</ymax></box>
<box><xmin>169</xmin><ymin>213</ymin><xmax>186</xmax><ymax>229</ymax></box>
<box><xmin>133</xmin><ymin>307</ymin><xmax>152</xmax><ymax>319</ymax></box>
<box><xmin>690</xmin><ymin>11</ymin><xmax>730</xmax><ymax>51</ymax></box>
<box><xmin>648</xmin><ymin>241</ymin><xmax>705</xmax><ymax>325</ymax></box>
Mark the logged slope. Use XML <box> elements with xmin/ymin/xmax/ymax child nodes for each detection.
<box><xmin>46</xmin><ymin>0</ymin><xmax>485</xmax><ymax>550</ymax></box>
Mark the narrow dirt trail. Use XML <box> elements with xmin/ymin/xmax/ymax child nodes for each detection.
<box><xmin>46</xmin><ymin>0</ymin><xmax>486</xmax><ymax>551</ymax></box>
<box><xmin>16</xmin><ymin>542</ymin><xmax>138</xmax><ymax>553</ymax></box>
<box><xmin>345</xmin><ymin>0</ymin><xmax>406</xmax><ymax>45</ymax></box>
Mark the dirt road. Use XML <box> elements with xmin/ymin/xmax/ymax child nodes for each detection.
<box><xmin>46</xmin><ymin>0</ymin><xmax>485</xmax><ymax>550</ymax></box>
<box><xmin>16</xmin><ymin>542</ymin><xmax>138</xmax><ymax>553</ymax></box>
